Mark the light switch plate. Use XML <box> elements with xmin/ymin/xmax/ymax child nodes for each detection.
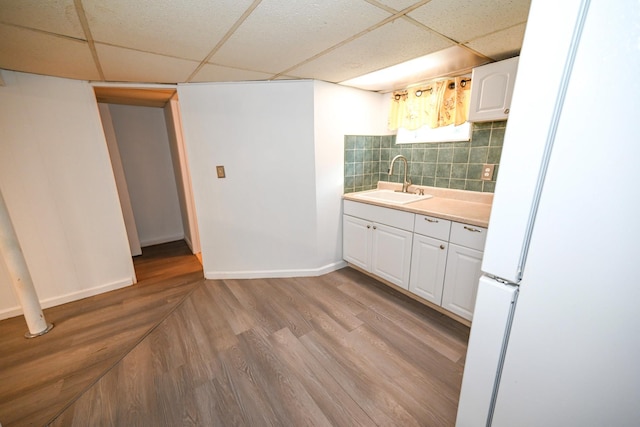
<box><xmin>216</xmin><ymin>165</ymin><xmax>226</xmax><ymax>178</ymax></box>
<box><xmin>482</xmin><ymin>164</ymin><xmax>495</xmax><ymax>181</ymax></box>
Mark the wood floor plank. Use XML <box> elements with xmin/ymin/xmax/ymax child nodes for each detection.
<box><xmin>222</xmin><ymin>279</ymin><xmax>280</xmax><ymax>334</ymax></box>
<box><xmin>258</xmin><ymin>278</ymin><xmax>315</xmax><ymax>337</ymax></box>
<box><xmin>204</xmin><ymin>279</ymin><xmax>258</xmax><ymax>335</ymax></box>
<box><xmin>300</xmin><ymin>330</ymin><xmax>422</xmax><ymax>427</ymax></box>
<box><xmin>301</xmin><ymin>310</ymin><xmax>424</xmax><ymax>426</ymax></box>
<box><xmin>188</xmin><ymin>282</ymin><xmax>240</xmax><ymax>353</ymax></box>
<box><xmin>192</xmin><ymin>378</ymin><xmax>232</xmax><ymax>426</ymax></box>
<box><xmin>286</xmin><ymin>276</ymin><xmax>366</xmax><ymax>332</ymax></box>
<box><xmin>5</xmin><ymin>253</ymin><xmax>471</xmax><ymax>426</ymax></box>
<box><xmin>154</xmin><ymin>366</ymin><xmax>197</xmax><ymax>426</ymax></box>
<box><xmin>217</xmin><ymin>343</ymin><xmax>282</xmax><ymax>427</ymax></box>
<box><xmin>235</xmin><ymin>327</ymin><xmax>334</xmax><ymax>427</ymax></box>
<box><xmin>0</xmin><ymin>240</ymin><xmax>203</xmax><ymax>426</ymax></box>
<box><xmin>115</xmin><ymin>337</ymin><xmax>161</xmax><ymax>426</ymax></box>
<box><xmin>270</xmin><ymin>326</ymin><xmax>375</xmax><ymax>427</ymax></box>
<box><xmin>348</xmin><ymin>324</ymin><xmax>460</xmax><ymax>425</ymax></box>
<box><xmin>357</xmin><ymin>309</ymin><xmax>465</xmax><ymax>391</ymax></box>
<box><xmin>337</xmin><ymin>271</ymin><xmax>469</xmax><ymax>363</ymax></box>
<box><xmin>169</xmin><ymin>299</ymin><xmax>222</xmax><ymax>386</ymax></box>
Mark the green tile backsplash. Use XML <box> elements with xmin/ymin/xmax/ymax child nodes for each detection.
<box><xmin>344</xmin><ymin>121</ymin><xmax>506</xmax><ymax>193</ymax></box>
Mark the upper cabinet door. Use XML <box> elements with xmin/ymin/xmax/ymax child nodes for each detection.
<box><xmin>468</xmin><ymin>57</ymin><xmax>519</xmax><ymax>122</ymax></box>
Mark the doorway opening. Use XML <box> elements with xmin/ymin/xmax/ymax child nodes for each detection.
<box><xmin>93</xmin><ymin>86</ymin><xmax>201</xmax><ymax>283</ymax></box>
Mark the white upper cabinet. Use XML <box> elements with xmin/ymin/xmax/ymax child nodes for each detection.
<box><xmin>468</xmin><ymin>57</ymin><xmax>519</xmax><ymax>122</ymax></box>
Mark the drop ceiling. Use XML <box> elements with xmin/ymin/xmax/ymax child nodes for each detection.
<box><xmin>0</xmin><ymin>0</ymin><xmax>531</xmax><ymax>92</ymax></box>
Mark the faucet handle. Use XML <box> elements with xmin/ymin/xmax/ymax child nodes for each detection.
<box><xmin>402</xmin><ymin>180</ymin><xmax>411</xmax><ymax>193</ymax></box>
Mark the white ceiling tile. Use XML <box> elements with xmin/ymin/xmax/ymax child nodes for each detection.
<box><xmin>408</xmin><ymin>0</ymin><xmax>530</xmax><ymax>43</ymax></box>
<box><xmin>373</xmin><ymin>0</ymin><xmax>427</xmax><ymax>11</ymax></box>
<box><xmin>0</xmin><ymin>0</ymin><xmax>531</xmax><ymax>87</ymax></box>
<box><xmin>0</xmin><ymin>24</ymin><xmax>100</xmax><ymax>80</ymax></box>
<box><xmin>96</xmin><ymin>44</ymin><xmax>199</xmax><ymax>83</ymax></box>
<box><xmin>342</xmin><ymin>45</ymin><xmax>486</xmax><ymax>92</ymax></box>
<box><xmin>0</xmin><ymin>0</ymin><xmax>85</xmax><ymax>38</ymax></box>
<box><xmin>210</xmin><ymin>0</ymin><xmax>391</xmax><ymax>74</ymax></box>
<box><xmin>190</xmin><ymin>64</ymin><xmax>275</xmax><ymax>83</ymax></box>
<box><xmin>288</xmin><ymin>19</ymin><xmax>453</xmax><ymax>83</ymax></box>
<box><xmin>466</xmin><ymin>23</ymin><xmax>527</xmax><ymax>60</ymax></box>
<box><xmin>82</xmin><ymin>0</ymin><xmax>256</xmax><ymax>60</ymax></box>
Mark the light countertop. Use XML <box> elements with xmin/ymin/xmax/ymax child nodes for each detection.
<box><xmin>343</xmin><ymin>182</ymin><xmax>493</xmax><ymax>228</ymax></box>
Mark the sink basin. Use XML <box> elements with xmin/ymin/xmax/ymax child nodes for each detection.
<box><xmin>352</xmin><ymin>189</ymin><xmax>432</xmax><ymax>205</ymax></box>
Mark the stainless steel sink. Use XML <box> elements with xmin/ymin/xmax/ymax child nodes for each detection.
<box><xmin>351</xmin><ymin>189</ymin><xmax>432</xmax><ymax>205</ymax></box>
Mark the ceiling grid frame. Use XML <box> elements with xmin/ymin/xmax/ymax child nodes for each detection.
<box><xmin>0</xmin><ymin>0</ymin><xmax>531</xmax><ymax>91</ymax></box>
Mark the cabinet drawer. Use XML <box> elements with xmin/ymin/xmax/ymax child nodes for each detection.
<box><xmin>414</xmin><ymin>214</ymin><xmax>451</xmax><ymax>241</ymax></box>
<box><xmin>450</xmin><ymin>222</ymin><xmax>487</xmax><ymax>251</ymax></box>
<box><xmin>343</xmin><ymin>200</ymin><xmax>414</xmax><ymax>231</ymax></box>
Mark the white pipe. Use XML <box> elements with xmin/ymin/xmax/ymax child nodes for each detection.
<box><xmin>0</xmin><ymin>190</ymin><xmax>53</xmax><ymax>338</ymax></box>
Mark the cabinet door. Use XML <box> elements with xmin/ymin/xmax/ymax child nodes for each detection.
<box><xmin>409</xmin><ymin>234</ymin><xmax>448</xmax><ymax>305</ymax></box>
<box><xmin>371</xmin><ymin>223</ymin><xmax>413</xmax><ymax>290</ymax></box>
<box><xmin>343</xmin><ymin>215</ymin><xmax>371</xmax><ymax>271</ymax></box>
<box><xmin>468</xmin><ymin>57</ymin><xmax>519</xmax><ymax>122</ymax></box>
<box><xmin>442</xmin><ymin>244</ymin><xmax>484</xmax><ymax>320</ymax></box>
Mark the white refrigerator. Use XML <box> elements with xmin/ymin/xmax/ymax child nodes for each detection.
<box><xmin>456</xmin><ymin>0</ymin><xmax>640</xmax><ymax>426</ymax></box>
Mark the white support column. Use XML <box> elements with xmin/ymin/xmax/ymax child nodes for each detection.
<box><xmin>0</xmin><ymin>190</ymin><xmax>53</xmax><ymax>338</ymax></box>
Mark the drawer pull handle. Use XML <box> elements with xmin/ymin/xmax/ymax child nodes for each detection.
<box><xmin>440</xmin><ymin>244</ymin><xmax>445</xmax><ymax>250</ymax></box>
<box><xmin>373</xmin><ymin>226</ymin><xmax>377</xmax><ymax>230</ymax></box>
<box><xmin>367</xmin><ymin>225</ymin><xmax>371</xmax><ymax>229</ymax></box>
<box><xmin>425</xmin><ymin>218</ymin><xmax>439</xmax><ymax>223</ymax></box>
<box><xmin>464</xmin><ymin>226</ymin><xmax>481</xmax><ymax>233</ymax></box>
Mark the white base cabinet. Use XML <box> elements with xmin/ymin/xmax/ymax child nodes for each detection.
<box><xmin>343</xmin><ymin>200</ymin><xmax>414</xmax><ymax>289</ymax></box>
<box><xmin>408</xmin><ymin>215</ymin><xmax>487</xmax><ymax>321</ymax></box>
<box><xmin>370</xmin><ymin>223</ymin><xmax>413</xmax><ymax>289</ymax></box>
<box><xmin>342</xmin><ymin>214</ymin><xmax>372</xmax><ymax>271</ymax></box>
<box><xmin>343</xmin><ymin>199</ymin><xmax>487</xmax><ymax>321</ymax></box>
<box><xmin>409</xmin><ymin>233</ymin><xmax>448</xmax><ymax>304</ymax></box>
<box><xmin>409</xmin><ymin>214</ymin><xmax>451</xmax><ymax>305</ymax></box>
<box><xmin>441</xmin><ymin>244</ymin><xmax>484</xmax><ymax>320</ymax></box>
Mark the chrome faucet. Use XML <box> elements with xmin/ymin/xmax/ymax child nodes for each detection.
<box><xmin>388</xmin><ymin>155</ymin><xmax>411</xmax><ymax>193</ymax></box>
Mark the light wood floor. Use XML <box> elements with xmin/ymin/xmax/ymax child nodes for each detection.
<box><xmin>1</xmin><ymin>242</ymin><xmax>470</xmax><ymax>426</ymax></box>
<box><xmin>0</xmin><ymin>241</ymin><xmax>204</xmax><ymax>426</ymax></box>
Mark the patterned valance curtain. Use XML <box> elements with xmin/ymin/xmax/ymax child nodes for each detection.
<box><xmin>388</xmin><ymin>77</ymin><xmax>471</xmax><ymax>131</ymax></box>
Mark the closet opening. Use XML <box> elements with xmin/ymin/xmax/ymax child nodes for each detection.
<box><xmin>93</xmin><ymin>86</ymin><xmax>201</xmax><ymax>282</ymax></box>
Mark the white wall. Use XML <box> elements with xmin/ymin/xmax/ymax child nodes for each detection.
<box><xmin>0</xmin><ymin>70</ymin><xmax>387</xmax><ymax>319</ymax></box>
<box><xmin>0</xmin><ymin>70</ymin><xmax>135</xmax><ymax>320</ymax></box>
<box><xmin>108</xmin><ymin>104</ymin><xmax>185</xmax><ymax>247</ymax></box>
<box><xmin>178</xmin><ymin>79</ymin><xmax>388</xmax><ymax>279</ymax></box>
<box><xmin>164</xmin><ymin>96</ymin><xmax>200</xmax><ymax>254</ymax></box>
<box><xmin>0</xmin><ymin>249</ymin><xmax>18</xmax><ymax>316</ymax></box>
<box><xmin>98</xmin><ymin>103</ymin><xmax>142</xmax><ymax>257</ymax></box>
<box><xmin>178</xmin><ymin>80</ymin><xmax>318</xmax><ymax>278</ymax></box>
<box><xmin>312</xmin><ymin>80</ymin><xmax>388</xmax><ymax>267</ymax></box>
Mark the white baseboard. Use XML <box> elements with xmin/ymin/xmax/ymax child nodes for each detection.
<box><xmin>140</xmin><ymin>233</ymin><xmax>185</xmax><ymax>248</ymax></box>
<box><xmin>205</xmin><ymin>260</ymin><xmax>347</xmax><ymax>280</ymax></box>
<box><xmin>0</xmin><ymin>277</ymin><xmax>134</xmax><ymax>321</ymax></box>
<box><xmin>0</xmin><ymin>306</ymin><xmax>23</xmax><ymax>321</ymax></box>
